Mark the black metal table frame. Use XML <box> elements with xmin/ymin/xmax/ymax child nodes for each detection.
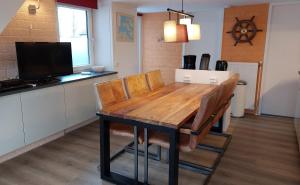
<box><xmin>98</xmin><ymin>113</ymin><xmax>180</xmax><ymax>185</ymax></box>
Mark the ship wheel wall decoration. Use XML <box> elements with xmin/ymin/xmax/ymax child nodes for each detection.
<box><xmin>227</xmin><ymin>16</ymin><xmax>263</xmax><ymax>46</ymax></box>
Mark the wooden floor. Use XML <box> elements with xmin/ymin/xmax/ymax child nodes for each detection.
<box><xmin>0</xmin><ymin>115</ymin><xmax>299</xmax><ymax>185</ymax></box>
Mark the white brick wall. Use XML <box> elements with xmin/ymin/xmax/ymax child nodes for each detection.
<box><xmin>0</xmin><ymin>0</ymin><xmax>58</xmax><ymax>80</ymax></box>
<box><xmin>142</xmin><ymin>13</ymin><xmax>182</xmax><ymax>85</ymax></box>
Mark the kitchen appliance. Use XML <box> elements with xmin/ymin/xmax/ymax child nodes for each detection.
<box><xmin>216</xmin><ymin>60</ymin><xmax>228</xmax><ymax>71</ymax></box>
<box><xmin>199</xmin><ymin>53</ymin><xmax>210</xmax><ymax>70</ymax></box>
<box><xmin>183</xmin><ymin>55</ymin><xmax>196</xmax><ymax>69</ymax></box>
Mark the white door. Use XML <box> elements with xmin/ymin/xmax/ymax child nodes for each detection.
<box><xmin>261</xmin><ymin>3</ymin><xmax>300</xmax><ymax>117</ymax></box>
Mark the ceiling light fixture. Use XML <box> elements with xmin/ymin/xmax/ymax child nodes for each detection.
<box><xmin>164</xmin><ymin>11</ymin><xmax>188</xmax><ymax>43</ymax></box>
<box><xmin>164</xmin><ymin>0</ymin><xmax>201</xmax><ymax>42</ymax></box>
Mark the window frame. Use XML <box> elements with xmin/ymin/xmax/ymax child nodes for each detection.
<box><xmin>56</xmin><ymin>4</ymin><xmax>94</xmax><ymax>72</ymax></box>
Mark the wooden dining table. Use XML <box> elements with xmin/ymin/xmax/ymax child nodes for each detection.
<box><xmin>97</xmin><ymin>82</ymin><xmax>218</xmax><ymax>185</ymax></box>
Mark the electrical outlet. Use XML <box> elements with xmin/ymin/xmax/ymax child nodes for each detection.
<box><xmin>28</xmin><ymin>5</ymin><xmax>37</xmax><ymax>15</ymax></box>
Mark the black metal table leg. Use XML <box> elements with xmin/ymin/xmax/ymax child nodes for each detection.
<box><xmin>168</xmin><ymin>129</ymin><xmax>179</xmax><ymax>185</ymax></box>
<box><xmin>144</xmin><ymin>128</ymin><xmax>149</xmax><ymax>184</ymax></box>
<box><xmin>134</xmin><ymin>126</ymin><xmax>139</xmax><ymax>183</ymax></box>
<box><xmin>100</xmin><ymin>117</ymin><xmax>111</xmax><ymax>178</ymax></box>
<box><xmin>157</xmin><ymin>146</ymin><xmax>161</xmax><ymax>161</ymax></box>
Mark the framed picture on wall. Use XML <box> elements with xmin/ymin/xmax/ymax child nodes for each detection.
<box><xmin>116</xmin><ymin>13</ymin><xmax>134</xmax><ymax>42</ymax></box>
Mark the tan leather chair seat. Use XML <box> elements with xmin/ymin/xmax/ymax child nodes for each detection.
<box><xmin>96</xmin><ymin>79</ymin><xmax>144</xmax><ymax>144</ymax></box>
<box><xmin>145</xmin><ymin>70</ymin><xmax>165</xmax><ymax>91</ymax></box>
<box><xmin>124</xmin><ymin>73</ymin><xmax>150</xmax><ymax>98</ymax></box>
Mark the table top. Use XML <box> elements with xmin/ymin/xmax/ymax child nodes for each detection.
<box><xmin>100</xmin><ymin>82</ymin><xmax>217</xmax><ymax>129</ymax></box>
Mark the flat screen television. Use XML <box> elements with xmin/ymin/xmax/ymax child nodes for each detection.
<box><xmin>15</xmin><ymin>42</ymin><xmax>73</xmax><ymax>80</ymax></box>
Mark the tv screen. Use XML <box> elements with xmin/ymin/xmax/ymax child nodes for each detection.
<box><xmin>15</xmin><ymin>42</ymin><xmax>73</xmax><ymax>80</ymax></box>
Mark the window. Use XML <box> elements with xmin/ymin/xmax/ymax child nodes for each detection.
<box><xmin>57</xmin><ymin>6</ymin><xmax>92</xmax><ymax>68</ymax></box>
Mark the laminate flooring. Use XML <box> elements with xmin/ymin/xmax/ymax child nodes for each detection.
<box><xmin>0</xmin><ymin>115</ymin><xmax>299</xmax><ymax>185</ymax></box>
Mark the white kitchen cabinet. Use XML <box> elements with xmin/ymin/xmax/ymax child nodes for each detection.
<box><xmin>0</xmin><ymin>73</ymin><xmax>116</xmax><ymax>159</ymax></box>
<box><xmin>0</xmin><ymin>94</ymin><xmax>25</xmax><ymax>156</ymax></box>
<box><xmin>64</xmin><ymin>79</ymin><xmax>97</xmax><ymax>128</ymax></box>
<box><xmin>21</xmin><ymin>86</ymin><xmax>66</xmax><ymax>144</ymax></box>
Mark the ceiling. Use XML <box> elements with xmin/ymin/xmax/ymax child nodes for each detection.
<box><xmin>112</xmin><ymin>0</ymin><xmax>297</xmax><ymax>12</ymax></box>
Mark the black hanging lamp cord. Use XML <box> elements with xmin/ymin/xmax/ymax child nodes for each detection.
<box><xmin>166</xmin><ymin>0</ymin><xmax>194</xmax><ymax>18</ymax></box>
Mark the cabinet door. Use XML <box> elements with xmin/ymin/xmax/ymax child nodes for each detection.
<box><xmin>64</xmin><ymin>79</ymin><xmax>97</xmax><ymax>128</ymax></box>
<box><xmin>0</xmin><ymin>94</ymin><xmax>25</xmax><ymax>156</ymax></box>
<box><xmin>21</xmin><ymin>86</ymin><xmax>66</xmax><ymax>144</ymax></box>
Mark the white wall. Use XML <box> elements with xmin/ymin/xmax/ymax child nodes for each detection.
<box><xmin>93</xmin><ymin>1</ymin><xmax>139</xmax><ymax>77</ymax></box>
<box><xmin>184</xmin><ymin>8</ymin><xmax>224</xmax><ymax>70</ymax></box>
<box><xmin>112</xmin><ymin>2</ymin><xmax>139</xmax><ymax>77</ymax></box>
<box><xmin>93</xmin><ymin>0</ymin><xmax>114</xmax><ymax>71</ymax></box>
<box><xmin>0</xmin><ymin>0</ymin><xmax>24</xmax><ymax>33</ymax></box>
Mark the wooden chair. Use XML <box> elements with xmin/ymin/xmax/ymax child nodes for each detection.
<box><xmin>145</xmin><ymin>70</ymin><xmax>165</xmax><ymax>91</ymax></box>
<box><xmin>198</xmin><ymin>74</ymin><xmax>239</xmax><ymax>153</ymax></box>
<box><xmin>148</xmin><ymin>86</ymin><xmax>220</xmax><ymax>152</ymax></box>
<box><xmin>95</xmin><ymin>79</ymin><xmax>143</xmax><ymax>142</ymax></box>
<box><xmin>212</xmin><ymin>73</ymin><xmax>240</xmax><ymax>125</ymax></box>
<box><xmin>96</xmin><ymin>79</ymin><xmax>146</xmax><ymax>180</ymax></box>
<box><xmin>124</xmin><ymin>73</ymin><xmax>150</xmax><ymax>98</ymax></box>
<box><xmin>147</xmin><ymin>75</ymin><xmax>239</xmax><ymax>180</ymax></box>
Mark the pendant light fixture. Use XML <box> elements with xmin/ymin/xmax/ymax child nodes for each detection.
<box><xmin>164</xmin><ymin>0</ymin><xmax>201</xmax><ymax>42</ymax></box>
<box><xmin>180</xmin><ymin>16</ymin><xmax>201</xmax><ymax>40</ymax></box>
<box><xmin>164</xmin><ymin>11</ymin><xmax>188</xmax><ymax>43</ymax></box>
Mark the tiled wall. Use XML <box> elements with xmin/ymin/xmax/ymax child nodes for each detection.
<box><xmin>0</xmin><ymin>0</ymin><xmax>58</xmax><ymax>80</ymax></box>
<box><xmin>142</xmin><ymin>13</ymin><xmax>182</xmax><ymax>84</ymax></box>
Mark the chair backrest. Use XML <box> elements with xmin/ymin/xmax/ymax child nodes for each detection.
<box><xmin>191</xmin><ymin>87</ymin><xmax>220</xmax><ymax>131</ymax></box>
<box><xmin>145</xmin><ymin>70</ymin><xmax>165</xmax><ymax>91</ymax></box>
<box><xmin>199</xmin><ymin>53</ymin><xmax>211</xmax><ymax>70</ymax></box>
<box><xmin>95</xmin><ymin>79</ymin><xmax>127</xmax><ymax>109</ymax></box>
<box><xmin>188</xmin><ymin>87</ymin><xmax>220</xmax><ymax>149</ymax></box>
<box><xmin>220</xmin><ymin>73</ymin><xmax>239</xmax><ymax>106</ymax></box>
<box><xmin>124</xmin><ymin>73</ymin><xmax>150</xmax><ymax>98</ymax></box>
<box><xmin>208</xmin><ymin>74</ymin><xmax>239</xmax><ymax>128</ymax></box>
<box><xmin>214</xmin><ymin>84</ymin><xmax>225</xmax><ymax>113</ymax></box>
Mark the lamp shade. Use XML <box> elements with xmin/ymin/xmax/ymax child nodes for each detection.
<box><xmin>189</xmin><ymin>24</ymin><xmax>201</xmax><ymax>40</ymax></box>
<box><xmin>164</xmin><ymin>21</ymin><xmax>188</xmax><ymax>43</ymax></box>
<box><xmin>164</xmin><ymin>20</ymin><xmax>177</xmax><ymax>42</ymax></box>
<box><xmin>179</xmin><ymin>18</ymin><xmax>192</xmax><ymax>25</ymax></box>
<box><xmin>180</xmin><ymin>18</ymin><xmax>201</xmax><ymax>41</ymax></box>
<box><xmin>175</xmin><ymin>24</ymin><xmax>188</xmax><ymax>43</ymax></box>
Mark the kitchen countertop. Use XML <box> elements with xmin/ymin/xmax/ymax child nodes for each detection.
<box><xmin>0</xmin><ymin>71</ymin><xmax>117</xmax><ymax>97</ymax></box>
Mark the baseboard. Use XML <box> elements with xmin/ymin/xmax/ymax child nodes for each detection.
<box><xmin>65</xmin><ymin>117</ymin><xmax>98</xmax><ymax>133</ymax></box>
<box><xmin>0</xmin><ymin>117</ymin><xmax>98</xmax><ymax>164</ymax></box>
<box><xmin>0</xmin><ymin>131</ymin><xmax>64</xmax><ymax>164</ymax></box>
